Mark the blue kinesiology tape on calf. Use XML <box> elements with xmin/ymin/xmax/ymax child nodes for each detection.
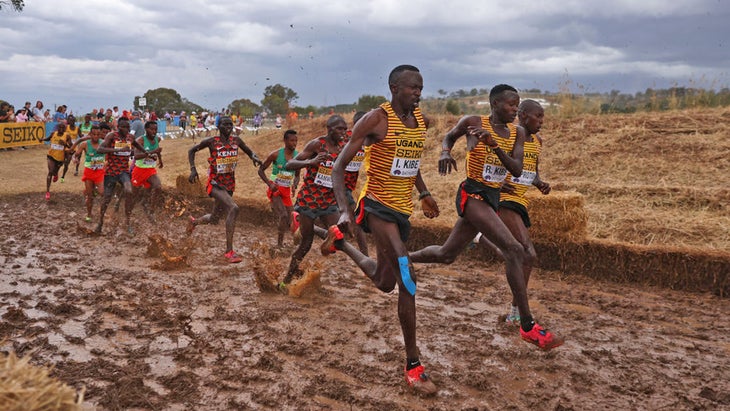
<box><xmin>398</xmin><ymin>256</ymin><xmax>416</xmax><ymax>296</ymax></box>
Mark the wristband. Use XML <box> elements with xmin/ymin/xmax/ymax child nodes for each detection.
<box><xmin>419</xmin><ymin>190</ymin><xmax>431</xmax><ymax>200</ymax></box>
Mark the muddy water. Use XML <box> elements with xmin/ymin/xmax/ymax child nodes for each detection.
<box><xmin>1</xmin><ymin>192</ymin><xmax>729</xmax><ymax>410</ymax></box>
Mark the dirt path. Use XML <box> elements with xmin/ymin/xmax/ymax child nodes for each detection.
<box><xmin>1</xmin><ymin>191</ymin><xmax>729</xmax><ymax>410</ymax></box>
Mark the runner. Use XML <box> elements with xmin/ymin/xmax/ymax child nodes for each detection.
<box><xmin>42</xmin><ymin>121</ymin><xmax>72</xmax><ymax>201</ymax></box>
<box><xmin>279</xmin><ymin>116</ymin><xmax>346</xmax><ymax>286</ymax></box>
<box><xmin>129</xmin><ymin>121</ymin><xmax>163</xmax><ymax>225</ymax></box>
<box><xmin>187</xmin><ymin>116</ymin><xmax>262</xmax><ymax>263</ymax></box>
<box><xmin>472</xmin><ymin>99</ymin><xmax>552</xmax><ymax>325</ymax></box>
<box><xmin>73</xmin><ymin>114</ymin><xmax>95</xmax><ymax>176</ymax></box>
<box><xmin>257</xmin><ymin>129</ymin><xmax>300</xmax><ymax>248</ymax></box>
<box><xmin>60</xmin><ymin>115</ymin><xmax>81</xmax><ymax>182</ymax></box>
<box><xmin>410</xmin><ymin>84</ymin><xmax>563</xmax><ymax>350</ymax></box>
<box><xmin>94</xmin><ymin>117</ymin><xmax>146</xmax><ymax>235</ymax></box>
<box><xmin>72</xmin><ymin>123</ymin><xmax>108</xmax><ymax>222</ymax></box>
<box><xmin>324</xmin><ymin>65</ymin><xmax>441</xmax><ymax>395</ymax></box>
<box><xmin>343</xmin><ymin>111</ymin><xmax>369</xmax><ymax>255</ymax></box>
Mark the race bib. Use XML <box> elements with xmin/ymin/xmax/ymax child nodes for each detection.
<box><xmin>142</xmin><ymin>157</ymin><xmax>157</xmax><ymax>166</ymax></box>
<box><xmin>314</xmin><ymin>161</ymin><xmax>334</xmax><ymax>188</ymax></box>
<box><xmin>390</xmin><ymin>157</ymin><xmax>420</xmax><ymax>177</ymax></box>
<box><xmin>511</xmin><ymin>170</ymin><xmax>536</xmax><ymax>186</ymax></box>
<box><xmin>274</xmin><ymin>171</ymin><xmax>295</xmax><ymax>187</ymax></box>
<box><xmin>216</xmin><ymin>156</ymin><xmax>237</xmax><ymax>173</ymax></box>
<box><xmin>114</xmin><ymin>141</ymin><xmax>131</xmax><ymax>157</ymax></box>
<box><xmin>50</xmin><ymin>144</ymin><xmax>65</xmax><ymax>151</ymax></box>
<box><xmin>345</xmin><ymin>149</ymin><xmax>365</xmax><ymax>172</ymax></box>
<box><xmin>482</xmin><ymin>163</ymin><xmax>508</xmax><ymax>183</ymax></box>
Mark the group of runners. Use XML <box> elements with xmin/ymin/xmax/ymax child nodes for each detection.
<box><xmin>44</xmin><ymin>115</ymin><xmax>164</xmax><ymax>235</ymax></box>
<box><xmin>180</xmin><ymin>64</ymin><xmax>563</xmax><ymax>395</ymax></box>
<box><xmin>43</xmin><ymin>64</ymin><xmax>563</xmax><ymax>396</ymax></box>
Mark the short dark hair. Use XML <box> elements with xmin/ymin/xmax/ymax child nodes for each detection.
<box><xmin>353</xmin><ymin>111</ymin><xmax>366</xmax><ymax>125</ymax></box>
<box><xmin>99</xmin><ymin>122</ymin><xmax>112</xmax><ymax>131</ymax></box>
<box><xmin>489</xmin><ymin>84</ymin><xmax>518</xmax><ymax>103</ymax></box>
<box><xmin>283</xmin><ymin>129</ymin><xmax>297</xmax><ymax>140</ymax></box>
<box><xmin>389</xmin><ymin>65</ymin><xmax>420</xmax><ymax>86</ymax></box>
<box><xmin>326</xmin><ymin>114</ymin><xmax>346</xmax><ymax>127</ymax></box>
<box><xmin>117</xmin><ymin>117</ymin><xmax>130</xmax><ymax>123</ymax></box>
<box><xmin>144</xmin><ymin>121</ymin><xmax>157</xmax><ymax>128</ymax></box>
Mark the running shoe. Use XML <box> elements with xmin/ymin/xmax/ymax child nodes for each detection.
<box><xmin>52</xmin><ymin>175</ymin><xmax>58</xmax><ymax>182</ymax></box>
<box><xmin>520</xmin><ymin>322</ymin><xmax>564</xmax><ymax>350</ymax></box>
<box><xmin>290</xmin><ymin>211</ymin><xmax>300</xmax><ymax>233</ymax></box>
<box><xmin>60</xmin><ymin>177</ymin><xmax>65</xmax><ymax>183</ymax></box>
<box><xmin>505</xmin><ymin>305</ymin><xmax>520</xmax><ymax>326</ymax></box>
<box><xmin>404</xmin><ymin>365</ymin><xmax>438</xmax><ymax>396</ymax></box>
<box><xmin>186</xmin><ymin>216</ymin><xmax>196</xmax><ymax>235</ymax></box>
<box><xmin>45</xmin><ymin>192</ymin><xmax>50</xmax><ymax>201</ymax></box>
<box><xmin>225</xmin><ymin>250</ymin><xmax>243</xmax><ymax>264</ymax></box>
<box><xmin>84</xmin><ymin>216</ymin><xmax>92</xmax><ymax>223</ymax></box>
<box><xmin>320</xmin><ymin>225</ymin><xmax>344</xmax><ymax>256</ymax></box>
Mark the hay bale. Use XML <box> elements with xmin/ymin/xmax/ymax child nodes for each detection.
<box><xmin>0</xmin><ymin>351</ymin><xmax>81</xmax><ymax>411</ymax></box>
<box><xmin>527</xmin><ymin>190</ymin><xmax>587</xmax><ymax>241</ymax></box>
<box><xmin>175</xmin><ymin>174</ymin><xmax>207</xmax><ymax>198</ymax></box>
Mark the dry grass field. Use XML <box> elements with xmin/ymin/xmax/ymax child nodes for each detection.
<box><xmin>1</xmin><ymin>107</ymin><xmax>728</xmax><ymax>410</ymax></box>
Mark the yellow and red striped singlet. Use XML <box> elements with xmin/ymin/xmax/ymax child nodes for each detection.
<box><xmin>500</xmin><ymin>133</ymin><xmax>542</xmax><ymax>208</ymax></box>
<box><xmin>464</xmin><ymin>116</ymin><xmax>517</xmax><ymax>189</ymax></box>
<box><xmin>358</xmin><ymin>102</ymin><xmax>427</xmax><ymax>216</ymax></box>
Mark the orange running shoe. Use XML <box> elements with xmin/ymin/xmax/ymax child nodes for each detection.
<box><xmin>320</xmin><ymin>225</ymin><xmax>344</xmax><ymax>256</ymax></box>
<box><xmin>404</xmin><ymin>365</ymin><xmax>438</xmax><ymax>396</ymax></box>
<box><xmin>520</xmin><ymin>322</ymin><xmax>564</xmax><ymax>350</ymax></box>
<box><xmin>224</xmin><ymin>250</ymin><xmax>243</xmax><ymax>264</ymax></box>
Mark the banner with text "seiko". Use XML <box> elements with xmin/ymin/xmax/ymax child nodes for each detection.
<box><xmin>0</xmin><ymin>122</ymin><xmax>46</xmax><ymax>149</ymax></box>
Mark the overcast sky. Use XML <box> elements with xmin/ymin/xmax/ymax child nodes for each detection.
<box><xmin>1</xmin><ymin>0</ymin><xmax>728</xmax><ymax>115</ymax></box>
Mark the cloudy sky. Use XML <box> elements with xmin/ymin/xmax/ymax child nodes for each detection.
<box><xmin>1</xmin><ymin>0</ymin><xmax>728</xmax><ymax>115</ymax></box>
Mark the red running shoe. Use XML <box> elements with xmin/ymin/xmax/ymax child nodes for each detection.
<box><xmin>320</xmin><ymin>225</ymin><xmax>344</xmax><ymax>256</ymax></box>
<box><xmin>224</xmin><ymin>250</ymin><xmax>242</xmax><ymax>264</ymax></box>
<box><xmin>45</xmin><ymin>192</ymin><xmax>50</xmax><ymax>201</ymax></box>
<box><xmin>404</xmin><ymin>365</ymin><xmax>438</xmax><ymax>396</ymax></box>
<box><xmin>520</xmin><ymin>322</ymin><xmax>564</xmax><ymax>350</ymax></box>
<box><xmin>52</xmin><ymin>175</ymin><xmax>58</xmax><ymax>182</ymax></box>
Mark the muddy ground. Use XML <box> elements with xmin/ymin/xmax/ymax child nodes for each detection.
<box><xmin>1</xmin><ymin>191</ymin><xmax>729</xmax><ymax>410</ymax></box>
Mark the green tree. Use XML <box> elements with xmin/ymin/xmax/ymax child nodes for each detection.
<box><xmin>228</xmin><ymin>98</ymin><xmax>260</xmax><ymax>118</ymax></box>
<box><xmin>357</xmin><ymin>94</ymin><xmax>387</xmax><ymax>111</ymax></box>
<box><xmin>445</xmin><ymin>99</ymin><xmax>460</xmax><ymax>115</ymax></box>
<box><xmin>136</xmin><ymin>88</ymin><xmax>185</xmax><ymax>113</ymax></box>
<box><xmin>0</xmin><ymin>0</ymin><xmax>24</xmax><ymax>11</ymax></box>
<box><xmin>261</xmin><ymin>84</ymin><xmax>298</xmax><ymax>115</ymax></box>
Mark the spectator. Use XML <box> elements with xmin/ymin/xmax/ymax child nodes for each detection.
<box><xmin>43</xmin><ymin>109</ymin><xmax>51</xmax><ymax>122</ymax></box>
<box><xmin>130</xmin><ymin>110</ymin><xmax>144</xmax><ymax>137</ymax></box>
<box><xmin>31</xmin><ymin>100</ymin><xmax>45</xmax><ymax>122</ymax></box>
<box><xmin>0</xmin><ymin>102</ymin><xmax>11</xmax><ymax>123</ymax></box>
<box><xmin>15</xmin><ymin>107</ymin><xmax>28</xmax><ymax>122</ymax></box>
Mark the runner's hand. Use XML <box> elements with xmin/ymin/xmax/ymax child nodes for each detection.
<box><xmin>438</xmin><ymin>150</ymin><xmax>457</xmax><ymax>175</ymax></box>
<box><xmin>421</xmin><ymin>195</ymin><xmax>439</xmax><ymax>219</ymax></box>
<box><xmin>188</xmin><ymin>167</ymin><xmax>199</xmax><ymax>183</ymax></box>
<box><xmin>251</xmin><ymin>154</ymin><xmax>262</xmax><ymax>167</ymax></box>
<box><xmin>467</xmin><ymin>126</ymin><xmax>497</xmax><ymax>149</ymax></box>
<box><xmin>500</xmin><ymin>182</ymin><xmax>516</xmax><ymax>195</ymax></box>
<box><xmin>535</xmin><ymin>180</ymin><xmax>551</xmax><ymax>195</ymax></box>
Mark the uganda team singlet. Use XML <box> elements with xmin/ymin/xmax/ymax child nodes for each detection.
<box><xmin>500</xmin><ymin>133</ymin><xmax>542</xmax><ymax>207</ymax></box>
<box><xmin>464</xmin><ymin>116</ymin><xmax>517</xmax><ymax>189</ymax></box>
<box><xmin>207</xmin><ymin>136</ymin><xmax>239</xmax><ymax>193</ymax></box>
<box><xmin>105</xmin><ymin>133</ymin><xmax>132</xmax><ymax>176</ymax></box>
<box><xmin>358</xmin><ymin>102</ymin><xmax>427</xmax><ymax>216</ymax></box>
<box><xmin>295</xmin><ymin>137</ymin><xmax>342</xmax><ymax>210</ymax></box>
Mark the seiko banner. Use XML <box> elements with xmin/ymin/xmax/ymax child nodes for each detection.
<box><xmin>0</xmin><ymin>122</ymin><xmax>46</xmax><ymax>148</ymax></box>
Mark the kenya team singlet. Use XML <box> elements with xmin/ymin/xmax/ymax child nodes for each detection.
<box><xmin>105</xmin><ymin>133</ymin><xmax>132</xmax><ymax>176</ymax></box>
<box><xmin>207</xmin><ymin>136</ymin><xmax>239</xmax><ymax>193</ymax></box>
<box><xmin>295</xmin><ymin>137</ymin><xmax>342</xmax><ymax>210</ymax></box>
<box><xmin>358</xmin><ymin>102</ymin><xmax>427</xmax><ymax>216</ymax></box>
